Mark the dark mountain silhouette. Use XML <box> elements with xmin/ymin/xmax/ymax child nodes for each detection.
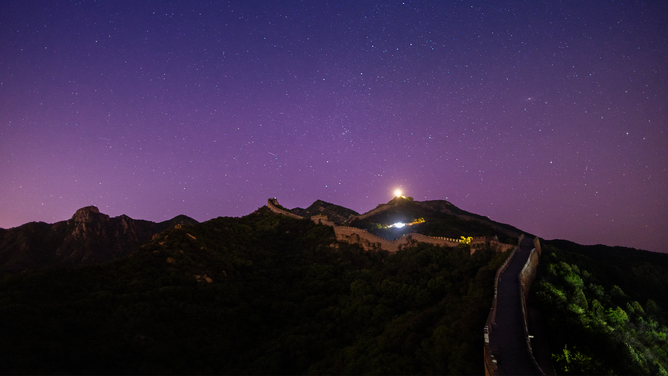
<box><xmin>0</xmin><ymin>205</ymin><xmax>509</xmax><ymax>374</ymax></box>
<box><xmin>1</xmin><ymin>198</ymin><xmax>666</xmax><ymax>375</ymax></box>
<box><xmin>0</xmin><ymin>206</ymin><xmax>197</xmax><ymax>274</ymax></box>
<box><xmin>290</xmin><ymin>199</ymin><xmax>359</xmax><ymax>224</ymax></box>
<box><xmin>531</xmin><ymin>239</ymin><xmax>668</xmax><ymax>374</ymax></box>
<box><xmin>0</xmin><ymin>197</ymin><xmax>528</xmax><ymax>275</ymax></box>
<box><xmin>346</xmin><ymin>196</ymin><xmax>525</xmax><ymax>243</ymax></box>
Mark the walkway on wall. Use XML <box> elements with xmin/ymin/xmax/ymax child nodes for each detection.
<box><xmin>489</xmin><ymin>236</ymin><xmax>540</xmax><ymax>375</ymax></box>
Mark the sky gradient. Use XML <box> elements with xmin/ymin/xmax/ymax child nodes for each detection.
<box><xmin>1</xmin><ymin>0</ymin><xmax>667</xmax><ymax>252</ymax></box>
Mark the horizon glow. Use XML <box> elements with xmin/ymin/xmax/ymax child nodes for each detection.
<box><xmin>0</xmin><ymin>1</ymin><xmax>666</xmax><ymax>253</ymax></box>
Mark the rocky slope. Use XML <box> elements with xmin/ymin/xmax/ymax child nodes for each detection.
<box><xmin>0</xmin><ymin>206</ymin><xmax>197</xmax><ymax>274</ymax></box>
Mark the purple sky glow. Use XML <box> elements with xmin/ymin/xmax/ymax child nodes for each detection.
<box><xmin>1</xmin><ymin>1</ymin><xmax>667</xmax><ymax>252</ymax></box>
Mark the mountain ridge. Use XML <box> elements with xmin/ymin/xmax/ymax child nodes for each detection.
<box><xmin>338</xmin><ymin>197</ymin><xmax>526</xmax><ymax>244</ymax></box>
<box><xmin>1</xmin><ymin>198</ymin><xmax>666</xmax><ymax>374</ymax></box>
<box><xmin>0</xmin><ymin>206</ymin><xmax>197</xmax><ymax>274</ymax></box>
<box><xmin>0</xmin><ymin>206</ymin><xmax>510</xmax><ymax>374</ymax></box>
<box><xmin>0</xmin><ymin>196</ymin><xmax>656</xmax><ymax>276</ymax></box>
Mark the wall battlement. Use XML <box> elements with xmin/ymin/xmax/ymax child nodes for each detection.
<box><xmin>267</xmin><ymin>198</ymin><xmax>512</xmax><ymax>255</ymax></box>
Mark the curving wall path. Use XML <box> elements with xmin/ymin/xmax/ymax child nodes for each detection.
<box><xmin>268</xmin><ymin>198</ymin><xmax>546</xmax><ymax>374</ymax></box>
<box><xmin>484</xmin><ymin>236</ymin><xmax>548</xmax><ymax>376</ymax></box>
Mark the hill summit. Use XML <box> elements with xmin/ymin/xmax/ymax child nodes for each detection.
<box><xmin>0</xmin><ymin>207</ymin><xmax>197</xmax><ymax>274</ymax></box>
<box><xmin>327</xmin><ymin>196</ymin><xmax>524</xmax><ymax>244</ymax></box>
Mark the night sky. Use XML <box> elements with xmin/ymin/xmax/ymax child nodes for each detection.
<box><xmin>1</xmin><ymin>1</ymin><xmax>666</xmax><ymax>253</ymax></box>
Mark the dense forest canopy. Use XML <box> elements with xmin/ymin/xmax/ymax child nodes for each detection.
<box><xmin>533</xmin><ymin>241</ymin><xmax>668</xmax><ymax>375</ymax></box>
<box><xmin>0</xmin><ymin>208</ymin><xmax>510</xmax><ymax>374</ymax></box>
<box><xmin>4</xmin><ymin>199</ymin><xmax>667</xmax><ymax>375</ymax></box>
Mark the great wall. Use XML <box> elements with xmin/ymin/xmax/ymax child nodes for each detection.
<box><xmin>484</xmin><ymin>236</ymin><xmax>550</xmax><ymax>375</ymax></box>
<box><xmin>267</xmin><ymin>197</ymin><xmax>549</xmax><ymax>375</ymax></box>
<box><xmin>267</xmin><ymin>198</ymin><xmax>514</xmax><ymax>254</ymax></box>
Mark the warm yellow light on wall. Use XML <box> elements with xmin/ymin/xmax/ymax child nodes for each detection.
<box><xmin>394</xmin><ymin>189</ymin><xmax>403</xmax><ymax>197</ymax></box>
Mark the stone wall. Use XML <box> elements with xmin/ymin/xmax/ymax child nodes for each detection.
<box><xmin>328</xmin><ymin>226</ymin><xmax>461</xmax><ymax>253</ymax></box>
<box><xmin>533</xmin><ymin>236</ymin><xmax>542</xmax><ymax>256</ymax></box>
<box><xmin>311</xmin><ymin>214</ymin><xmax>335</xmax><ymax>227</ymax></box>
<box><xmin>267</xmin><ymin>199</ymin><xmax>541</xmax><ymax>375</ymax></box>
<box><xmin>267</xmin><ymin>198</ymin><xmax>305</xmax><ymax>220</ymax></box>
<box><xmin>404</xmin><ymin>233</ymin><xmax>462</xmax><ymax>249</ymax></box>
<box><xmin>489</xmin><ymin>241</ymin><xmax>516</xmax><ymax>254</ymax></box>
<box><xmin>332</xmin><ymin>226</ymin><xmax>397</xmax><ymax>252</ymax></box>
<box><xmin>520</xmin><ymin>247</ymin><xmax>540</xmax><ymax>299</ymax></box>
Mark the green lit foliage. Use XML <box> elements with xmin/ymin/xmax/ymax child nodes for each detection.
<box><xmin>533</xmin><ymin>243</ymin><xmax>668</xmax><ymax>375</ymax></box>
<box><xmin>552</xmin><ymin>345</ymin><xmax>604</xmax><ymax>375</ymax></box>
<box><xmin>563</xmin><ymin>272</ymin><xmax>584</xmax><ymax>289</ymax></box>
<box><xmin>535</xmin><ymin>281</ymin><xmax>567</xmax><ymax>307</ymax></box>
<box><xmin>606</xmin><ymin>306</ymin><xmax>628</xmax><ymax>327</ymax></box>
<box><xmin>591</xmin><ymin>299</ymin><xmax>604</xmax><ymax>319</ymax></box>
<box><xmin>611</xmin><ymin>285</ymin><xmax>628</xmax><ymax>300</ymax></box>
<box><xmin>572</xmin><ymin>288</ymin><xmax>588</xmax><ymax>311</ymax></box>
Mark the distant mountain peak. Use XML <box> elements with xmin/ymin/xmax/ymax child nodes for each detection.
<box><xmin>0</xmin><ymin>207</ymin><xmax>198</xmax><ymax>274</ymax></box>
<box><xmin>71</xmin><ymin>205</ymin><xmax>109</xmax><ymax>224</ymax></box>
<box><xmin>74</xmin><ymin>205</ymin><xmax>99</xmax><ymax>215</ymax></box>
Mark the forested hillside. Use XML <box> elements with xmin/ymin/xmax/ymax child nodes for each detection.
<box><xmin>532</xmin><ymin>241</ymin><xmax>668</xmax><ymax>375</ymax></box>
<box><xmin>0</xmin><ymin>207</ymin><xmax>510</xmax><ymax>374</ymax></box>
<box><xmin>0</xmin><ymin>207</ymin><xmax>197</xmax><ymax>274</ymax></box>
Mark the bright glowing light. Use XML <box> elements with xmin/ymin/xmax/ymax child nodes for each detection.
<box><xmin>394</xmin><ymin>189</ymin><xmax>403</xmax><ymax>197</ymax></box>
<box><xmin>383</xmin><ymin>218</ymin><xmax>425</xmax><ymax>229</ymax></box>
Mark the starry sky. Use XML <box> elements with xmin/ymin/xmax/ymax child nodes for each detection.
<box><xmin>1</xmin><ymin>0</ymin><xmax>667</xmax><ymax>252</ymax></box>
